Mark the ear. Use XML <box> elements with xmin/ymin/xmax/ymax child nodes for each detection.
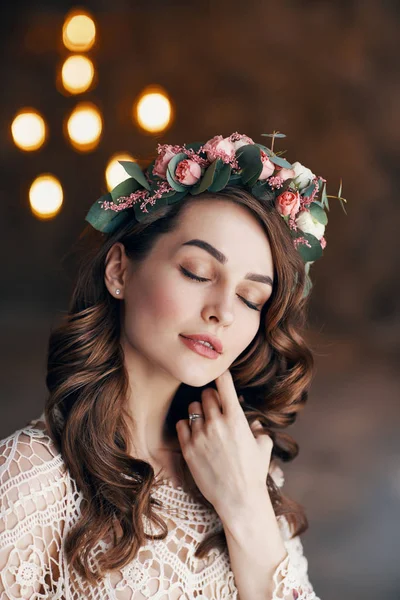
<box><xmin>104</xmin><ymin>242</ymin><xmax>129</xmax><ymax>299</ymax></box>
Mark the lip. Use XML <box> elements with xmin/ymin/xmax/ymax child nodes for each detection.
<box><xmin>180</xmin><ymin>335</ymin><xmax>221</xmax><ymax>359</ymax></box>
<box><xmin>180</xmin><ymin>333</ymin><xmax>223</xmax><ymax>354</ymax></box>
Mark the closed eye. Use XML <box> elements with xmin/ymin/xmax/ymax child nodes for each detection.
<box><xmin>179</xmin><ymin>266</ymin><xmax>262</xmax><ymax>312</ymax></box>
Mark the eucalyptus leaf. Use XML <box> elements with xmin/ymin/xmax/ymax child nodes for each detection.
<box><xmin>109</xmin><ymin>177</ymin><xmax>142</xmax><ymax>202</ymax></box>
<box><xmin>144</xmin><ymin>159</ymin><xmax>160</xmax><ymax>183</ymax></box>
<box><xmin>338</xmin><ymin>178</ymin><xmax>343</xmax><ymax>198</ymax></box>
<box><xmin>85</xmin><ymin>198</ymin><xmax>130</xmax><ymax>233</ymax></box>
<box><xmin>236</xmin><ymin>145</ymin><xmax>263</xmax><ymax>185</ymax></box>
<box><xmin>250</xmin><ymin>182</ymin><xmax>276</xmax><ymax>202</ymax></box>
<box><xmin>190</xmin><ymin>159</ymin><xmax>220</xmax><ymax>195</ymax></box>
<box><xmin>133</xmin><ymin>196</ymin><xmax>166</xmax><ymax>222</ymax></box>
<box><xmin>118</xmin><ymin>161</ymin><xmax>150</xmax><ymax>191</ymax></box>
<box><xmin>291</xmin><ymin>231</ymin><xmax>323</xmax><ymax>262</ymax></box>
<box><xmin>208</xmin><ymin>163</ymin><xmax>232</xmax><ymax>192</ymax></box>
<box><xmin>167</xmin><ymin>190</ymin><xmax>189</xmax><ymax>205</ymax></box>
<box><xmin>302</xmin><ymin>273</ymin><xmax>313</xmax><ymax>298</ymax></box>
<box><xmin>269</xmin><ymin>155</ymin><xmax>292</xmax><ymax>169</ymax></box>
<box><xmin>261</xmin><ymin>132</ymin><xmax>286</xmax><ymax>138</ymax></box>
<box><xmin>257</xmin><ymin>144</ymin><xmax>272</xmax><ymax>156</ymax></box>
<box><xmin>166</xmin><ymin>168</ymin><xmax>187</xmax><ymax>192</ymax></box>
<box><xmin>185</xmin><ymin>142</ymin><xmax>204</xmax><ymax>153</ymax></box>
<box><xmin>302</xmin><ymin>182</ymin><xmax>316</xmax><ymax>199</ymax></box>
<box><xmin>321</xmin><ymin>182</ymin><xmax>330</xmax><ymax>211</ymax></box>
<box><xmin>309</xmin><ymin>202</ymin><xmax>328</xmax><ymax>225</ymax></box>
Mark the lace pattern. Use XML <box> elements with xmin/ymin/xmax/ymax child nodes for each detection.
<box><xmin>0</xmin><ymin>415</ymin><xmax>320</xmax><ymax>599</ymax></box>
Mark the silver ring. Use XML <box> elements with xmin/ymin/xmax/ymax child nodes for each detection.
<box><xmin>188</xmin><ymin>413</ymin><xmax>204</xmax><ymax>427</ymax></box>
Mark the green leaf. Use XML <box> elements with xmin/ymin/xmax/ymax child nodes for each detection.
<box><xmin>257</xmin><ymin>144</ymin><xmax>272</xmax><ymax>156</ymax></box>
<box><xmin>321</xmin><ymin>182</ymin><xmax>330</xmax><ymax>211</ymax></box>
<box><xmin>260</xmin><ymin>132</ymin><xmax>286</xmax><ymax>138</ymax></box>
<box><xmin>167</xmin><ymin>190</ymin><xmax>189</xmax><ymax>204</ymax></box>
<box><xmin>85</xmin><ymin>197</ymin><xmax>130</xmax><ymax>233</ymax></box>
<box><xmin>291</xmin><ymin>231</ymin><xmax>323</xmax><ymax>262</ymax></box>
<box><xmin>302</xmin><ymin>272</ymin><xmax>313</xmax><ymax>298</ymax></box>
<box><xmin>302</xmin><ymin>182</ymin><xmax>316</xmax><ymax>199</ymax></box>
<box><xmin>309</xmin><ymin>202</ymin><xmax>328</xmax><ymax>225</ymax></box>
<box><xmin>118</xmin><ymin>161</ymin><xmax>150</xmax><ymax>190</ymax></box>
<box><xmin>190</xmin><ymin>159</ymin><xmax>220</xmax><ymax>195</ymax></box>
<box><xmin>208</xmin><ymin>163</ymin><xmax>232</xmax><ymax>192</ymax></box>
<box><xmin>133</xmin><ymin>197</ymin><xmax>164</xmax><ymax>222</ymax></box>
<box><xmin>236</xmin><ymin>145</ymin><xmax>263</xmax><ymax>185</ymax></box>
<box><xmin>166</xmin><ymin>169</ymin><xmax>187</xmax><ymax>192</ymax></box>
<box><xmin>109</xmin><ymin>177</ymin><xmax>141</xmax><ymax>202</ymax></box>
<box><xmin>227</xmin><ymin>173</ymin><xmax>243</xmax><ymax>183</ymax></box>
<box><xmin>184</xmin><ymin>142</ymin><xmax>204</xmax><ymax>153</ymax></box>
<box><xmin>337</xmin><ymin>178</ymin><xmax>343</xmax><ymax>198</ymax></box>
<box><xmin>250</xmin><ymin>181</ymin><xmax>276</xmax><ymax>202</ymax></box>
<box><xmin>144</xmin><ymin>159</ymin><xmax>160</xmax><ymax>183</ymax></box>
<box><xmin>269</xmin><ymin>155</ymin><xmax>292</xmax><ymax>169</ymax></box>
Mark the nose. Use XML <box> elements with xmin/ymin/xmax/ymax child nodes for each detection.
<box><xmin>201</xmin><ymin>292</ymin><xmax>235</xmax><ymax>327</ymax></box>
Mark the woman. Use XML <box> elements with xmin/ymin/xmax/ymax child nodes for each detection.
<box><xmin>0</xmin><ymin>132</ymin><xmax>337</xmax><ymax>598</ymax></box>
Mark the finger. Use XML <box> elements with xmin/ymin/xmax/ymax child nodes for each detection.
<box><xmin>176</xmin><ymin>418</ymin><xmax>191</xmax><ymax>448</ymax></box>
<box><xmin>214</xmin><ymin>369</ymin><xmax>242</xmax><ymax>417</ymax></box>
<box><xmin>188</xmin><ymin>401</ymin><xmax>204</xmax><ymax>431</ymax></box>
<box><xmin>249</xmin><ymin>418</ymin><xmax>264</xmax><ymax>436</ymax></box>
<box><xmin>201</xmin><ymin>388</ymin><xmax>222</xmax><ymax>421</ymax></box>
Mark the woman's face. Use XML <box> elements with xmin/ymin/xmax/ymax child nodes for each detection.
<box><xmin>116</xmin><ymin>198</ymin><xmax>274</xmax><ymax>387</ymax></box>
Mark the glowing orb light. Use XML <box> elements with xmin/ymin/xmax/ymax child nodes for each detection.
<box><xmin>62</xmin><ymin>11</ymin><xmax>96</xmax><ymax>52</ymax></box>
<box><xmin>29</xmin><ymin>175</ymin><xmax>63</xmax><ymax>220</ymax></box>
<box><xmin>11</xmin><ymin>110</ymin><xmax>47</xmax><ymax>151</ymax></box>
<box><xmin>61</xmin><ymin>55</ymin><xmax>95</xmax><ymax>94</ymax></box>
<box><xmin>105</xmin><ymin>153</ymin><xmax>137</xmax><ymax>191</ymax></box>
<box><xmin>134</xmin><ymin>87</ymin><xmax>173</xmax><ymax>133</ymax></box>
<box><xmin>66</xmin><ymin>102</ymin><xmax>103</xmax><ymax>151</ymax></box>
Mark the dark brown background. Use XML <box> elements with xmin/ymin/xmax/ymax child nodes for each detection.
<box><xmin>0</xmin><ymin>1</ymin><xmax>399</xmax><ymax>598</ymax></box>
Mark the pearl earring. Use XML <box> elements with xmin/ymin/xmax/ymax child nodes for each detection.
<box><xmin>115</xmin><ymin>289</ymin><xmax>121</xmax><ymax>295</ymax></box>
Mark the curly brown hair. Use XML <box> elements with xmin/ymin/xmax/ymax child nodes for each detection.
<box><xmin>44</xmin><ymin>184</ymin><xmax>314</xmax><ymax>586</ymax></box>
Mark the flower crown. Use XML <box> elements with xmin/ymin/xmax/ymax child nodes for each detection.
<box><xmin>85</xmin><ymin>132</ymin><xmax>346</xmax><ymax>297</ymax></box>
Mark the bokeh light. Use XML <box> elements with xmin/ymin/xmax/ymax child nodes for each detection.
<box><xmin>105</xmin><ymin>153</ymin><xmax>137</xmax><ymax>191</ymax></box>
<box><xmin>60</xmin><ymin>55</ymin><xmax>95</xmax><ymax>94</ymax></box>
<box><xmin>11</xmin><ymin>110</ymin><xmax>47</xmax><ymax>151</ymax></box>
<box><xmin>66</xmin><ymin>102</ymin><xmax>103</xmax><ymax>152</ymax></box>
<box><xmin>134</xmin><ymin>86</ymin><xmax>173</xmax><ymax>133</ymax></box>
<box><xmin>62</xmin><ymin>11</ymin><xmax>96</xmax><ymax>52</ymax></box>
<box><xmin>29</xmin><ymin>175</ymin><xmax>63</xmax><ymax>220</ymax></box>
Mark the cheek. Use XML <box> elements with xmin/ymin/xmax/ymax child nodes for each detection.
<box><xmin>129</xmin><ymin>275</ymin><xmax>187</xmax><ymax>328</ymax></box>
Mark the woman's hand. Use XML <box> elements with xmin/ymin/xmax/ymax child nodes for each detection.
<box><xmin>175</xmin><ymin>369</ymin><xmax>273</xmax><ymax>515</ymax></box>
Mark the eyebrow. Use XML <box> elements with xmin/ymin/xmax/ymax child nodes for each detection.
<box><xmin>181</xmin><ymin>239</ymin><xmax>273</xmax><ymax>287</ymax></box>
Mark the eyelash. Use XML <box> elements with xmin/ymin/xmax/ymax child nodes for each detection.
<box><xmin>179</xmin><ymin>266</ymin><xmax>262</xmax><ymax>312</ymax></box>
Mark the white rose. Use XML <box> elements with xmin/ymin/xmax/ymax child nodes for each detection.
<box><xmin>232</xmin><ymin>135</ymin><xmax>254</xmax><ymax>151</ymax></box>
<box><xmin>291</xmin><ymin>161</ymin><xmax>316</xmax><ymax>190</ymax></box>
<box><xmin>295</xmin><ymin>210</ymin><xmax>325</xmax><ymax>240</ymax></box>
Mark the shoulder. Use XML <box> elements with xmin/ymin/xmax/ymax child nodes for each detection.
<box><xmin>0</xmin><ymin>413</ymin><xmax>69</xmax><ymax>514</ymax></box>
<box><xmin>0</xmin><ymin>415</ymin><xmax>70</xmax><ymax>595</ymax></box>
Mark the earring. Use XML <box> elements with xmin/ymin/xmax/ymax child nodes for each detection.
<box><xmin>115</xmin><ymin>289</ymin><xmax>121</xmax><ymax>295</ymax></box>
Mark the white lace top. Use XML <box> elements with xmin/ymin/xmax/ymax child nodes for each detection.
<box><xmin>0</xmin><ymin>415</ymin><xmax>320</xmax><ymax>599</ymax></box>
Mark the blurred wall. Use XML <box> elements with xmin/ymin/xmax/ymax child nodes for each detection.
<box><xmin>0</xmin><ymin>1</ymin><xmax>399</xmax><ymax>599</ymax></box>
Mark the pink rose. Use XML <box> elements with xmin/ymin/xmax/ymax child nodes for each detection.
<box><xmin>175</xmin><ymin>159</ymin><xmax>202</xmax><ymax>185</ymax></box>
<box><xmin>276</xmin><ymin>190</ymin><xmax>301</xmax><ymax>218</ymax></box>
<box><xmin>320</xmin><ymin>236</ymin><xmax>327</xmax><ymax>249</ymax></box>
<box><xmin>274</xmin><ymin>165</ymin><xmax>295</xmax><ymax>181</ymax></box>
<box><xmin>258</xmin><ymin>150</ymin><xmax>275</xmax><ymax>180</ymax></box>
<box><xmin>153</xmin><ymin>145</ymin><xmax>178</xmax><ymax>178</ymax></box>
<box><xmin>202</xmin><ymin>135</ymin><xmax>236</xmax><ymax>162</ymax></box>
